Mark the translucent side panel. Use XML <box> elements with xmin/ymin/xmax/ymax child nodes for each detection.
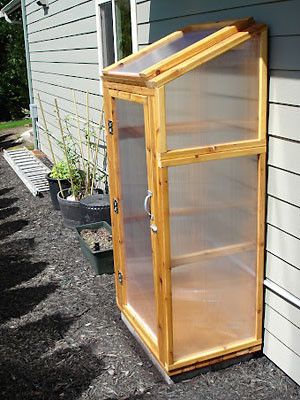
<box><xmin>166</xmin><ymin>36</ymin><xmax>260</xmax><ymax>149</ymax></box>
<box><xmin>111</xmin><ymin>29</ymin><xmax>217</xmax><ymax>74</ymax></box>
<box><xmin>169</xmin><ymin>157</ymin><xmax>258</xmax><ymax>361</ymax></box>
<box><xmin>115</xmin><ymin>99</ymin><xmax>157</xmax><ymax>339</ymax></box>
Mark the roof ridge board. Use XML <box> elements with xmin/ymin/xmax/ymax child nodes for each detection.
<box><xmin>181</xmin><ymin>16</ymin><xmax>254</xmax><ymax>33</ymax></box>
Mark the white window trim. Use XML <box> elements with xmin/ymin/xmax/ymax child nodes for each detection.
<box><xmin>95</xmin><ymin>0</ymin><xmax>138</xmax><ymax>93</ymax></box>
<box><xmin>130</xmin><ymin>0</ymin><xmax>138</xmax><ymax>54</ymax></box>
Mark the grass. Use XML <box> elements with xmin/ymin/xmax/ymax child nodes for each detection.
<box><xmin>0</xmin><ymin>118</ymin><xmax>31</xmax><ymax>132</ymax></box>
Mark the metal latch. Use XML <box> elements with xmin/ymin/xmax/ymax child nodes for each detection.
<box><xmin>118</xmin><ymin>271</ymin><xmax>123</xmax><ymax>284</ymax></box>
<box><xmin>150</xmin><ymin>224</ymin><xmax>158</xmax><ymax>233</ymax></box>
<box><xmin>113</xmin><ymin>199</ymin><xmax>119</xmax><ymax>214</ymax></box>
<box><xmin>108</xmin><ymin>120</ymin><xmax>113</xmax><ymax>134</ymax></box>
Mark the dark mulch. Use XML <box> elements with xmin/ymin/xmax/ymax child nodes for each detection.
<box><xmin>0</xmin><ymin>145</ymin><xmax>299</xmax><ymax>399</ymax></box>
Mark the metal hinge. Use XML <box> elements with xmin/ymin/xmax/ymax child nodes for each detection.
<box><xmin>108</xmin><ymin>120</ymin><xmax>113</xmax><ymax>134</ymax></box>
<box><xmin>118</xmin><ymin>271</ymin><xmax>123</xmax><ymax>284</ymax></box>
<box><xmin>113</xmin><ymin>198</ymin><xmax>119</xmax><ymax>214</ymax></box>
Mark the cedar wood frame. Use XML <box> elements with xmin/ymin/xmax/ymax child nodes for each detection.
<box><xmin>102</xmin><ymin>17</ymin><xmax>268</xmax><ymax>376</ymax></box>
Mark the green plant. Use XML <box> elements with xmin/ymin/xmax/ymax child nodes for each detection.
<box><xmin>38</xmin><ymin>93</ymin><xmax>107</xmax><ymax>200</ymax></box>
<box><xmin>50</xmin><ymin>160</ymin><xmax>85</xmax><ymax>199</ymax></box>
<box><xmin>50</xmin><ymin>160</ymin><xmax>72</xmax><ymax>179</ymax></box>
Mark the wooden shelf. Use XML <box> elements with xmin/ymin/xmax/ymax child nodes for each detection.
<box><xmin>171</xmin><ymin>241</ymin><xmax>255</xmax><ymax>268</ymax></box>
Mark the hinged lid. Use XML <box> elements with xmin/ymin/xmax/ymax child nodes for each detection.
<box><xmin>102</xmin><ymin>17</ymin><xmax>266</xmax><ymax>88</ymax></box>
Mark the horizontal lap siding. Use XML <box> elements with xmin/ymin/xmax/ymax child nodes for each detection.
<box><xmin>264</xmin><ymin>291</ymin><xmax>300</xmax><ymax>386</ymax></box>
<box><xmin>25</xmin><ymin>0</ymin><xmax>103</xmax><ymax>168</ymax></box>
<box><xmin>136</xmin><ymin>0</ymin><xmax>300</xmax><ymax>384</ymax></box>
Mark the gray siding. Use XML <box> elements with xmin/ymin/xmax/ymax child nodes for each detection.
<box><xmin>25</xmin><ymin>0</ymin><xmax>105</xmax><ymax>172</ymax></box>
<box><xmin>136</xmin><ymin>0</ymin><xmax>300</xmax><ymax>384</ymax></box>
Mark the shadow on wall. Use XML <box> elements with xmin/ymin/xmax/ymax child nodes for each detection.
<box><xmin>146</xmin><ymin>0</ymin><xmax>297</xmax><ymax>43</ymax></box>
<box><xmin>0</xmin><ymin>178</ymin><xmax>104</xmax><ymax>399</ymax></box>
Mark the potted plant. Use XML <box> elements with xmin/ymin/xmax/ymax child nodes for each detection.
<box><xmin>57</xmin><ymin>166</ymin><xmax>85</xmax><ymax>229</ymax></box>
<box><xmin>39</xmin><ymin>93</ymin><xmax>110</xmax><ymax>228</ymax></box>
<box><xmin>46</xmin><ymin>160</ymin><xmax>71</xmax><ymax>210</ymax></box>
<box><xmin>54</xmin><ymin>99</ymin><xmax>87</xmax><ymax>229</ymax></box>
<box><xmin>76</xmin><ymin>221</ymin><xmax>114</xmax><ymax>274</ymax></box>
<box><xmin>56</xmin><ymin>95</ymin><xmax>110</xmax><ymax>228</ymax></box>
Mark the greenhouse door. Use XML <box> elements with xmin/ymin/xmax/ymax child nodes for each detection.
<box><xmin>105</xmin><ymin>91</ymin><xmax>158</xmax><ymax>346</ymax></box>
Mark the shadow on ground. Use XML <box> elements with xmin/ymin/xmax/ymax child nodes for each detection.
<box><xmin>0</xmin><ymin>314</ymin><xmax>104</xmax><ymax>400</ymax></box>
<box><xmin>0</xmin><ymin>175</ymin><xmax>104</xmax><ymax>400</ymax></box>
<box><xmin>0</xmin><ymin>132</ymin><xmax>17</xmax><ymax>150</ymax></box>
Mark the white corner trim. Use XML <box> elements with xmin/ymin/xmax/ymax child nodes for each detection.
<box><xmin>130</xmin><ymin>0</ymin><xmax>138</xmax><ymax>53</ymax></box>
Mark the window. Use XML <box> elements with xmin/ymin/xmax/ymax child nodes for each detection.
<box><xmin>99</xmin><ymin>1</ymin><xmax>115</xmax><ymax>67</ymax></box>
<box><xmin>115</xmin><ymin>0</ymin><xmax>132</xmax><ymax>60</ymax></box>
<box><xmin>96</xmin><ymin>0</ymin><xmax>137</xmax><ymax>69</ymax></box>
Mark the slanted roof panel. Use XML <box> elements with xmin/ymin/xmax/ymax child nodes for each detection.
<box><xmin>148</xmin><ymin>23</ymin><xmax>266</xmax><ymax>88</ymax></box>
<box><xmin>109</xmin><ymin>28</ymin><xmax>217</xmax><ymax>75</ymax></box>
<box><xmin>102</xmin><ymin>18</ymin><xmax>263</xmax><ymax>86</ymax></box>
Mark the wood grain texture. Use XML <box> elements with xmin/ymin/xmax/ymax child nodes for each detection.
<box><xmin>159</xmin><ymin>139</ymin><xmax>266</xmax><ymax>167</ymax></box>
<box><xmin>150</xmin><ymin>89</ymin><xmax>174</xmax><ymax>366</ymax></box>
<box><xmin>159</xmin><ymin>145</ymin><xmax>265</xmax><ymax>167</ymax></box>
<box><xmin>102</xmin><ymin>89</ymin><xmax>124</xmax><ymax>309</ymax></box>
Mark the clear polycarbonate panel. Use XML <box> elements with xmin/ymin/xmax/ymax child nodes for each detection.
<box><xmin>169</xmin><ymin>156</ymin><xmax>258</xmax><ymax>361</ymax></box>
<box><xmin>115</xmin><ymin>99</ymin><xmax>157</xmax><ymax>339</ymax></box>
<box><xmin>165</xmin><ymin>36</ymin><xmax>260</xmax><ymax>149</ymax></box>
<box><xmin>111</xmin><ymin>28</ymin><xmax>218</xmax><ymax>74</ymax></box>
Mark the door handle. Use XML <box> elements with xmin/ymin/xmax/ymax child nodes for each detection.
<box><xmin>144</xmin><ymin>190</ymin><xmax>153</xmax><ymax>219</ymax></box>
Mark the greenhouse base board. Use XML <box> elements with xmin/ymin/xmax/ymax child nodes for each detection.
<box><xmin>121</xmin><ymin>313</ymin><xmax>174</xmax><ymax>385</ymax></box>
<box><xmin>122</xmin><ymin>312</ymin><xmax>262</xmax><ymax>380</ymax></box>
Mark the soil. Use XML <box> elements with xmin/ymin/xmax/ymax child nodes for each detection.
<box><xmin>81</xmin><ymin>228</ymin><xmax>113</xmax><ymax>252</ymax></box>
<box><xmin>0</xmin><ymin>128</ymin><xmax>299</xmax><ymax>399</ymax></box>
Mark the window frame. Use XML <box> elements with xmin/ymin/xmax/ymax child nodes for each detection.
<box><xmin>95</xmin><ymin>0</ymin><xmax>138</xmax><ymax>91</ymax></box>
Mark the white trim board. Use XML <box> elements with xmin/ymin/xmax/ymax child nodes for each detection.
<box><xmin>95</xmin><ymin>0</ymin><xmax>138</xmax><ymax>94</ymax></box>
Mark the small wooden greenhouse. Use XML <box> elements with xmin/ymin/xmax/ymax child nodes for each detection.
<box><xmin>102</xmin><ymin>17</ymin><xmax>267</xmax><ymax>377</ymax></box>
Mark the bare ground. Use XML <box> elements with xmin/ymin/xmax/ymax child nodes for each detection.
<box><xmin>0</xmin><ymin>125</ymin><xmax>32</xmax><ymax>151</ymax></box>
<box><xmin>0</xmin><ymin>130</ymin><xmax>299</xmax><ymax>399</ymax></box>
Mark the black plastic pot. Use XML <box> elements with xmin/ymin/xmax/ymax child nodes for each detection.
<box><xmin>46</xmin><ymin>173</ymin><xmax>71</xmax><ymax>210</ymax></box>
<box><xmin>76</xmin><ymin>221</ymin><xmax>114</xmax><ymax>275</ymax></box>
<box><xmin>79</xmin><ymin>194</ymin><xmax>111</xmax><ymax>225</ymax></box>
<box><xmin>57</xmin><ymin>189</ymin><xmax>81</xmax><ymax>229</ymax></box>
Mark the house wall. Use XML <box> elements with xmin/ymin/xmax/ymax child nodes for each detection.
<box><xmin>136</xmin><ymin>0</ymin><xmax>300</xmax><ymax>384</ymax></box>
<box><xmin>24</xmin><ymin>0</ymin><xmax>106</xmax><ymax>177</ymax></box>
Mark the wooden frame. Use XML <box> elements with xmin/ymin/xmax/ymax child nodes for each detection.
<box><xmin>103</xmin><ymin>18</ymin><xmax>268</xmax><ymax>377</ymax></box>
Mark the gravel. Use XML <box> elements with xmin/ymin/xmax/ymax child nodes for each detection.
<box><xmin>0</xmin><ymin>137</ymin><xmax>299</xmax><ymax>399</ymax></box>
